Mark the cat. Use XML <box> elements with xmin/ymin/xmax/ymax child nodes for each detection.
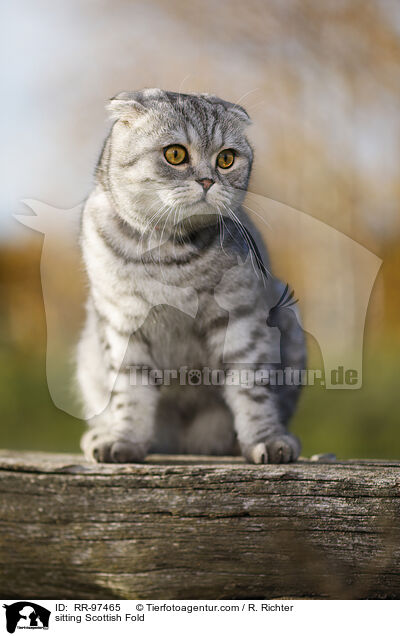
<box><xmin>77</xmin><ymin>88</ymin><xmax>306</xmax><ymax>464</ymax></box>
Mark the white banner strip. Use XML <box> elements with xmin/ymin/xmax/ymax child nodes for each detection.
<box><xmin>1</xmin><ymin>599</ymin><xmax>399</xmax><ymax>635</ymax></box>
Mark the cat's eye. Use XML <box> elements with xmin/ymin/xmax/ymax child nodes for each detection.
<box><xmin>217</xmin><ymin>149</ymin><xmax>235</xmax><ymax>169</ymax></box>
<box><xmin>164</xmin><ymin>145</ymin><xmax>188</xmax><ymax>165</ymax></box>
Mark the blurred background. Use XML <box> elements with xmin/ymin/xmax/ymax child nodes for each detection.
<box><xmin>1</xmin><ymin>0</ymin><xmax>399</xmax><ymax>458</ymax></box>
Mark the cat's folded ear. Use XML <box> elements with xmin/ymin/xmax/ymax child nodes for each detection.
<box><xmin>106</xmin><ymin>91</ymin><xmax>150</xmax><ymax>121</ymax></box>
<box><xmin>200</xmin><ymin>94</ymin><xmax>251</xmax><ymax>125</ymax></box>
<box><xmin>227</xmin><ymin>103</ymin><xmax>251</xmax><ymax>124</ymax></box>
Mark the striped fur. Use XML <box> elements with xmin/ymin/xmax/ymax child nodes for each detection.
<box><xmin>77</xmin><ymin>89</ymin><xmax>305</xmax><ymax>464</ymax></box>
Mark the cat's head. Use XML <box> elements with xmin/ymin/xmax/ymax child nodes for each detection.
<box><xmin>100</xmin><ymin>89</ymin><xmax>253</xmax><ymax>231</ymax></box>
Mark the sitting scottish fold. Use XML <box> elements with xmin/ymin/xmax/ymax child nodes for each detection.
<box><xmin>77</xmin><ymin>89</ymin><xmax>305</xmax><ymax>464</ymax></box>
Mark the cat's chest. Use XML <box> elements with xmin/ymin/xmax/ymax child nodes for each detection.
<box><xmin>137</xmin><ymin>304</ymin><xmax>211</xmax><ymax>368</ymax></box>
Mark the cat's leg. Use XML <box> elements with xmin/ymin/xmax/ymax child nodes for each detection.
<box><xmin>207</xmin><ymin>312</ymin><xmax>301</xmax><ymax>464</ymax></box>
<box><xmin>81</xmin><ymin>369</ymin><xmax>159</xmax><ymax>463</ymax></box>
<box><xmin>78</xmin><ymin>311</ymin><xmax>159</xmax><ymax>463</ymax></box>
<box><xmin>223</xmin><ymin>381</ymin><xmax>301</xmax><ymax>463</ymax></box>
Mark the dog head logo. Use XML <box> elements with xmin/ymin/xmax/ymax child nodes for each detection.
<box><xmin>3</xmin><ymin>602</ymin><xmax>50</xmax><ymax>633</ymax></box>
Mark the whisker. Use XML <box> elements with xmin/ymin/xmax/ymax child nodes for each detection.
<box><xmin>221</xmin><ymin>204</ymin><xmax>260</xmax><ymax>281</ymax></box>
<box><xmin>158</xmin><ymin>206</ymin><xmax>174</xmax><ymax>282</ymax></box>
<box><xmin>178</xmin><ymin>74</ymin><xmax>191</xmax><ymax>95</ymax></box>
<box><xmin>245</xmin><ymin>100</ymin><xmax>266</xmax><ymax>113</ymax></box>
<box><xmin>217</xmin><ymin>207</ymin><xmax>229</xmax><ymax>257</ymax></box>
<box><xmin>229</xmin><ymin>204</ymin><xmax>272</xmax><ymax>278</ymax></box>
<box><xmin>172</xmin><ymin>205</ymin><xmax>179</xmax><ymax>260</ymax></box>
<box><xmin>242</xmin><ymin>202</ymin><xmax>273</xmax><ymax>232</ymax></box>
<box><xmin>138</xmin><ymin>205</ymin><xmax>165</xmax><ymax>256</ymax></box>
<box><xmin>145</xmin><ymin>205</ymin><xmax>171</xmax><ymax>266</ymax></box>
<box><xmin>233</xmin><ymin>87</ymin><xmax>261</xmax><ymax>107</ymax></box>
<box><xmin>223</xmin><ymin>203</ymin><xmax>270</xmax><ymax>284</ymax></box>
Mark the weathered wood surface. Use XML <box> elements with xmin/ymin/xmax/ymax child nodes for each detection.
<box><xmin>1</xmin><ymin>450</ymin><xmax>400</xmax><ymax>600</ymax></box>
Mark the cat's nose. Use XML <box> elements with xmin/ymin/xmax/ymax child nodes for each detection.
<box><xmin>196</xmin><ymin>178</ymin><xmax>214</xmax><ymax>192</ymax></box>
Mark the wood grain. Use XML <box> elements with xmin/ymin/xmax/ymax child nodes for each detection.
<box><xmin>1</xmin><ymin>450</ymin><xmax>399</xmax><ymax>599</ymax></box>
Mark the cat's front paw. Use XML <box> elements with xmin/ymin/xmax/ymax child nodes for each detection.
<box><xmin>94</xmin><ymin>440</ymin><xmax>148</xmax><ymax>463</ymax></box>
<box><xmin>82</xmin><ymin>430</ymin><xmax>149</xmax><ymax>463</ymax></box>
<box><xmin>241</xmin><ymin>433</ymin><xmax>301</xmax><ymax>464</ymax></box>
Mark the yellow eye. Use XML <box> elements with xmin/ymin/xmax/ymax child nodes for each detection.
<box><xmin>164</xmin><ymin>145</ymin><xmax>188</xmax><ymax>165</ymax></box>
<box><xmin>217</xmin><ymin>149</ymin><xmax>235</xmax><ymax>169</ymax></box>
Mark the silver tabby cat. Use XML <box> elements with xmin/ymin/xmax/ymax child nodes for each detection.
<box><xmin>77</xmin><ymin>88</ymin><xmax>305</xmax><ymax>464</ymax></box>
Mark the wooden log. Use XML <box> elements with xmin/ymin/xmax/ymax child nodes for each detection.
<box><xmin>0</xmin><ymin>450</ymin><xmax>400</xmax><ymax>600</ymax></box>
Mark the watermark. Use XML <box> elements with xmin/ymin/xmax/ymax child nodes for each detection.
<box><xmin>14</xmin><ymin>190</ymin><xmax>382</xmax><ymax>417</ymax></box>
<box><xmin>128</xmin><ymin>365</ymin><xmax>358</xmax><ymax>388</ymax></box>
